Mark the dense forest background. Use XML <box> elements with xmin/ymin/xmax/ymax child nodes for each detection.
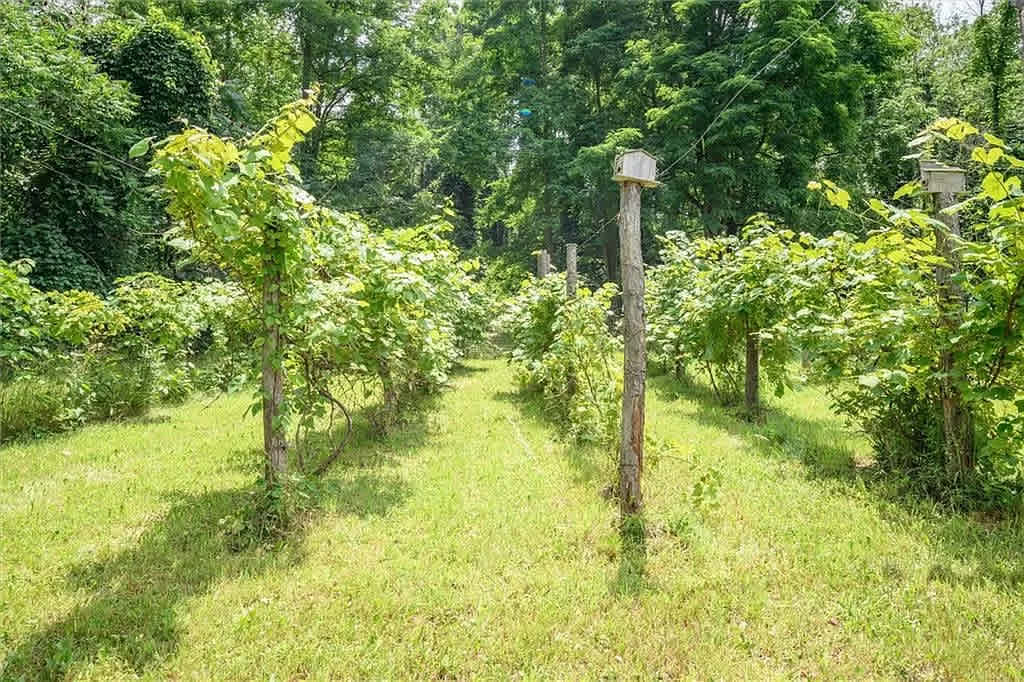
<box><xmin>2</xmin><ymin>0</ymin><xmax>1022</xmax><ymax>291</ymax></box>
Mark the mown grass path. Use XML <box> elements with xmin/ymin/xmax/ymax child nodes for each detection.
<box><xmin>3</xmin><ymin>359</ymin><xmax>1024</xmax><ymax>679</ymax></box>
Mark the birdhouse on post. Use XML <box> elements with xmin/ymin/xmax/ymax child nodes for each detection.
<box><xmin>920</xmin><ymin>159</ymin><xmax>966</xmax><ymax>195</ymax></box>
<box><xmin>613</xmin><ymin>149</ymin><xmax>659</xmax><ymax>188</ymax></box>
<box><xmin>612</xmin><ymin>147</ymin><xmax>658</xmax><ymax>522</ymax></box>
<box><xmin>919</xmin><ymin>156</ymin><xmax>973</xmax><ymax>475</ymax></box>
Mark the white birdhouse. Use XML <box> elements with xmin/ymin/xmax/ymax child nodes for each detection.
<box><xmin>920</xmin><ymin>159</ymin><xmax>966</xmax><ymax>194</ymax></box>
<box><xmin>613</xmin><ymin>149</ymin><xmax>659</xmax><ymax>187</ymax></box>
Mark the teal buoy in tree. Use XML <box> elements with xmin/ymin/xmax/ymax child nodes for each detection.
<box><xmin>518</xmin><ymin>108</ymin><xmax>533</xmax><ymax>118</ymax></box>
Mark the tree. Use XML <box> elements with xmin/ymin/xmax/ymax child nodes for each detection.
<box><xmin>78</xmin><ymin>10</ymin><xmax>217</xmax><ymax>135</ymax></box>
<box><xmin>971</xmin><ymin>0</ymin><xmax>1022</xmax><ymax>135</ymax></box>
<box><xmin>809</xmin><ymin>119</ymin><xmax>1024</xmax><ymax>503</ymax></box>
<box><xmin>633</xmin><ymin>0</ymin><xmax>902</xmax><ymax>237</ymax></box>
<box><xmin>0</xmin><ymin>2</ymin><xmax>140</xmax><ymax>290</ymax></box>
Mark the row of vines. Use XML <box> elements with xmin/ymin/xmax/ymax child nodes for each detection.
<box><xmin>147</xmin><ymin>95</ymin><xmax>487</xmax><ymax>485</ymax></box>
<box><xmin>503</xmin><ymin>120</ymin><xmax>1024</xmax><ymax>510</ymax></box>
<box><xmin>1</xmin><ymin>96</ymin><xmax>488</xmax><ymax>525</ymax></box>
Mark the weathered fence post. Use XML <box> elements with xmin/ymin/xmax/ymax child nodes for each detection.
<box><xmin>566</xmin><ymin>243</ymin><xmax>578</xmax><ymax>297</ymax></box>
<box><xmin>565</xmin><ymin>243</ymin><xmax>579</xmax><ymax>398</ymax></box>
<box><xmin>612</xmin><ymin>149</ymin><xmax>657</xmax><ymax>518</ymax></box>
<box><xmin>536</xmin><ymin>249</ymin><xmax>551</xmax><ymax>278</ymax></box>
<box><xmin>921</xmin><ymin>159</ymin><xmax>974</xmax><ymax>476</ymax></box>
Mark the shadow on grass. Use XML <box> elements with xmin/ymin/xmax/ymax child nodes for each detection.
<box><xmin>2</xmin><ymin>487</ymin><xmax>294</xmax><ymax>680</ymax></box>
<box><xmin>650</xmin><ymin>371</ymin><xmax>1024</xmax><ymax>591</ymax></box>
<box><xmin>2</xmin><ymin>407</ymin><xmax>427</xmax><ymax>681</ymax></box>
<box><xmin>492</xmin><ymin>387</ymin><xmax>608</xmax><ymax>486</ymax></box>
<box><xmin>650</xmin><ymin>373</ymin><xmax>863</xmax><ymax>483</ymax></box>
<box><xmin>294</xmin><ymin>390</ymin><xmax>439</xmax><ymax>474</ymax></box>
<box><xmin>612</xmin><ymin>513</ymin><xmax>651</xmax><ymax>597</ymax></box>
<box><xmin>448</xmin><ymin>361</ymin><xmax>489</xmax><ymax>378</ymax></box>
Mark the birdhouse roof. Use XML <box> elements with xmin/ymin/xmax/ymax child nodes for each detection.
<box><xmin>919</xmin><ymin>159</ymin><xmax>964</xmax><ymax>175</ymax></box>
<box><xmin>620</xmin><ymin>149</ymin><xmax>659</xmax><ymax>162</ymax></box>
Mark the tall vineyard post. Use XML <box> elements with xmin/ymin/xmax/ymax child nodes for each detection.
<box><xmin>616</xmin><ymin>180</ymin><xmax>646</xmax><ymax>519</ymax></box>
<box><xmin>922</xmin><ymin>161</ymin><xmax>975</xmax><ymax>475</ymax></box>
<box><xmin>537</xmin><ymin>249</ymin><xmax>551</xmax><ymax>278</ymax></box>
<box><xmin>566</xmin><ymin>243</ymin><xmax>578</xmax><ymax>398</ymax></box>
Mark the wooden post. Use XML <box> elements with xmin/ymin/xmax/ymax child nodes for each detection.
<box><xmin>612</xmin><ymin>149</ymin><xmax>657</xmax><ymax>519</ymax></box>
<box><xmin>566</xmin><ymin>243</ymin><xmax>578</xmax><ymax>297</ymax></box>
<box><xmin>921</xmin><ymin>160</ymin><xmax>974</xmax><ymax>475</ymax></box>
<box><xmin>536</xmin><ymin>249</ymin><xmax>551</xmax><ymax>278</ymax></box>
<box><xmin>566</xmin><ymin>243</ymin><xmax>579</xmax><ymax>398</ymax></box>
<box><xmin>262</xmin><ymin>223</ymin><xmax>288</xmax><ymax>483</ymax></box>
<box><xmin>744</xmin><ymin>314</ymin><xmax>760</xmax><ymax>418</ymax></box>
<box><xmin>618</xmin><ymin>181</ymin><xmax>644</xmax><ymax>517</ymax></box>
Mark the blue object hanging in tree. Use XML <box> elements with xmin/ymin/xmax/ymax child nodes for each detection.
<box><xmin>518</xmin><ymin>108</ymin><xmax>533</xmax><ymax>118</ymax></box>
<box><xmin>520</xmin><ymin>77</ymin><xmax>537</xmax><ymax>86</ymax></box>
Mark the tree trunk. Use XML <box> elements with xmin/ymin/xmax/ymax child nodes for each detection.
<box><xmin>940</xmin><ymin>349</ymin><xmax>975</xmax><ymax>474</ymax></box>
<box><xmin>618</xmin><ymin>181</ymin><xmax>645</xmax><ymax>518</ymax></box>
<box><xmin>744</xmin><ymin>317</ymin><xmax>760</xmax><ymax>418</ymax></box>
<box><xmin>566</xmin><ymin>243</ymin><xmax>578</xmax><ymax>398</ymax></box>
<box><xmin>262</xmin><ymin>225</ymin><xmax>287</xmax><ymax>483</ymax></box>
<box><xmin>297</xmin><ymin>17</ymin><xmax>319</xmax><ymax>185</ymax></box>
<box><xmin>932</xmin><ymin>192</ymin><xmax>975</xmax><ymax>475</ymax></box>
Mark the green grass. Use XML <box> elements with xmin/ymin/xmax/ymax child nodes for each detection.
<box><xmin>3</xmin><ymin>360</ymin><xmax>1024</xmax><ymax>679</ymax></box>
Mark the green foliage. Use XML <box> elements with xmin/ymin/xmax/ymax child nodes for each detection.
<box><xmin>0</xmin><ymin>259</ymin><xmax>248</xmax><ymax>441</ymax></box>
<box><xmin>634</xmin><ymin>0</ymin><xmax>902</xmax><ymax>236</ymax></box>
<box><xmin>0</xmin><ymin>2</ymin><xmax>149</xmax><ymax>291</ymax></box>
<box><xmin>152</xmin><ymin>97</ymin><xmax>485</xmax><ymax>475</ymax></box>
<box><xmin>808</xmin><ymin>119</ymin><xmax>1024</xmax><ymax>507</ymax></box>
<box><xmin>0</xmin><ymin>5</ymin><xmax>221</xmax><ymax>293</ymax></box>
<box><xmin>78</xmin><ymin>10</ymin><xmax>217</xmax><ymax>135</ymax></box>
<box><xmin>970</xmin><ymin>0</ymin><xmax>1022</xmax><ymax>135</ymax></box>
<box><xmin>0</xmin><ymin>376</ymin><xmax>68</xmax><ymax>442</ymax></box>
<box><xmin>74</xmin><ymin>352</ymin><xmax>157</xmax><ymax>421</ymax></box>
<box><xmin>648</xmin><ymin>218</ymin><xmax>815</xmax><ymax>407</ymax></box>
<box><xmin>501</xmin><ymin>274</ymin><xmax>621</xmax><ymax>445</ymax></box>
<box><xmin>0</xmin><ymin>259</ymin><xmax>45</xmax><ymax>379</ymax></box>
<box><xmin>292</xmin><ymin>214</ymin><xmax>486</xmax><ymax>433</ymax></box>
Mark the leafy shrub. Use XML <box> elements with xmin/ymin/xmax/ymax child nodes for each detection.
<box><xmin>648</xmin><ymin>218</ymin><xmax>814</xmax><ymax>414</ymax></box>
<box><xmin>808</xmin><ymin>119</ymin><xmax>1024</xmax><ymax>508</ymax></box>
<box><xmin>150</xmin><ymin>96</ymin><xmax>488</xmax><ymax>484</ymax></box>
<box><xmin>190</xmin><ymin>279</ymin><xmax>256</xmax><ymax>391</ymax></box>
<box><xmin>0</xmin><ymin>259</ymin><xmax>250</xmax><ymax>441</ymax></box>
<box><xmin>501</xmin><ymin>273</ymin><xmax>621</xmax><ymax>445</ymax></box>
<box><xmin>0</xmin><ymin>259</ymin><xmax>45</xmax><ymax>381</ymax></box>
<box><xmin>292</xmin><ymin>215</ymin><xmax>485</xmax><ymax>435</ymax></box>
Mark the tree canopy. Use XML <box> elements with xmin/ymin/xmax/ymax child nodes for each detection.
<box><xmin>0</xmin><ymin>0</ymin><xmax>1020</xmax><ymax>286</ymax></box>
